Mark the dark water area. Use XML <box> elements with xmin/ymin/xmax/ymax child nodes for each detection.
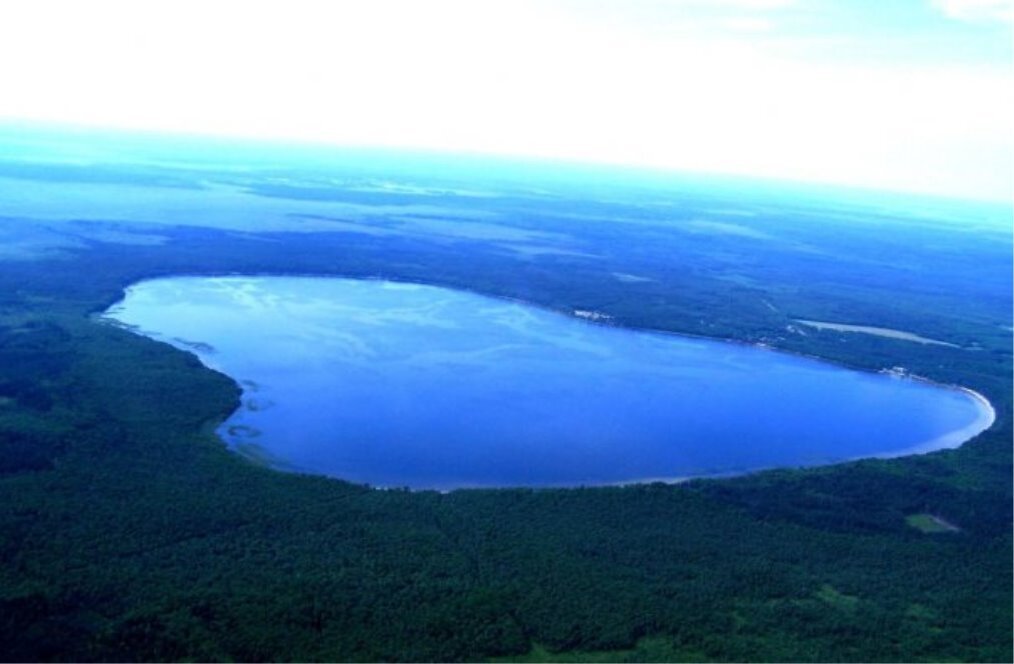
<box><xmin>104</xmin><ymin>276</ymin><xmax>992</xmax><ymax>489</ymax></box>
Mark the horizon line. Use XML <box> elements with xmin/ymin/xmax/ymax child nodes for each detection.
<box><xmin>1</xmin><ymin>116</ymin><xmax>1011</xmax><ymax>207</ymax></box>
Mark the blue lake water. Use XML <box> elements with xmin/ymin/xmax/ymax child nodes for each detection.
<box><xmin>104</xmin><ymin>276</ymin><xmax>993</xmax><ymax>489</ymax></box>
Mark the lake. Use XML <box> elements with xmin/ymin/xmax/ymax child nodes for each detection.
<box><xmin>103</xmin><ymin>276</ymin><xmax>993</xmax><ymax>489</ymax></box>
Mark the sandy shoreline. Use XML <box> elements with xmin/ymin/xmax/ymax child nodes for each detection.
<box><xmin>955</xmin><ymin>385</ymin><xmax>997</xmax><ymax>439</ymax></box>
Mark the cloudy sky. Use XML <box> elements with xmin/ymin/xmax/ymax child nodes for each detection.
<box><xmin>0</xmin><ymin>0</ymin><xmax>1011</xmax><ymax>200</ymax></box>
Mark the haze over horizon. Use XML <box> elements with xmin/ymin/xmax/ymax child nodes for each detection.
<box><xmin>1</xmin><ymin>0</ymin><xmax>1011</xmax><ymax>202</ymax></box>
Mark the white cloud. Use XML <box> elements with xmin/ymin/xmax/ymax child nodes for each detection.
<box><xmin>931</xmin><ymin>0</ymin><xmax>1014</xmax><ymax>22</ymax></box>
<box><xmin>719</xmin><ymin>16</ymin><xmax>776</xmax><ymax>32</ymax></box>
<box><xmin>680</xmin><ymin>0</ymin><xmax>796</xmax><ymax>9</ymax></box>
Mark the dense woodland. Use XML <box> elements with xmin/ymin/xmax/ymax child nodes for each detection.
<box><xmin>0</xmin><ymin>134</ymin><xmax>1011</xmax><ymax>661</ymax></box>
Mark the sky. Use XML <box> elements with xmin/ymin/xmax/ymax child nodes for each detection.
<box><xmin>0</xmin><ymin>0</ymin><xmax>1011</xmax><ymax>201</ymax></box>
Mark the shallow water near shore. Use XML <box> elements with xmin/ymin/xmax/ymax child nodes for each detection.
<box><xmin>104</xmin><ymin>276</ymin><xmax>993</xmax><ymax>489</ymax></box>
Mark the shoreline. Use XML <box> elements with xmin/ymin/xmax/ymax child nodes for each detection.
<box><xmin>956</xmin><ymin>386</ymin><xmax>997</xmax><ymax>431</ymax></box>
<box><xmin>98</xmin><ymin>272</ymin><xmax>1000</xmax><ymax>493</ymax></box>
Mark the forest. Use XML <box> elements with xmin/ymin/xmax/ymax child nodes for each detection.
<box><xmin>0</xmin><ymin>132</ymin><xmax>1011</xmax><ymax>661</ymax></box>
